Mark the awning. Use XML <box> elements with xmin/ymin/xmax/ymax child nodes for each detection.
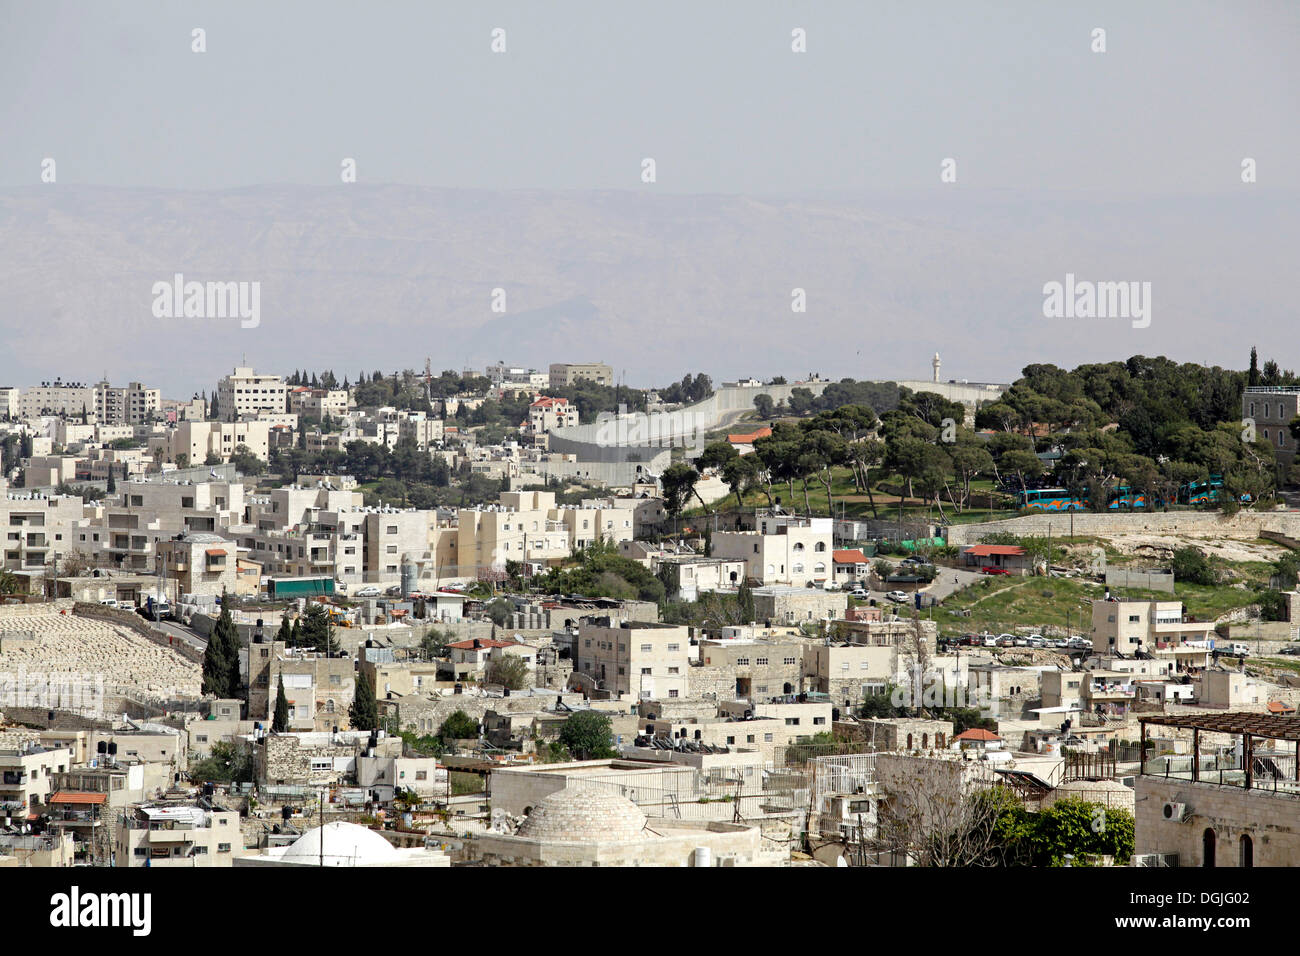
<box><xmin>49</xmin><ymin>791</ymin><xmax>106</xmax><ymax>805</ymax></box>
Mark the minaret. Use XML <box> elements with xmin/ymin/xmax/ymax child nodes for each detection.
<box><xmin>932</xmin><ymin>352</ymin><xmax>941</xmax><ymax>384</ymax></box>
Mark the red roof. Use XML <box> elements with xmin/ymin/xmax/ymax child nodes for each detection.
<box><xmin>447</xmin><ymin>638</ymin><xmax>518</xmax><ymax>650</ymax></box>
<box><xmin>204</xmin><ymin>548</ymin><xmax>227</xmax><ymax>556</ymax></box>
<box><xmin>833</xmin><ymin>549</ymin><xmax>868</xmax><ymax>564</ymax></box>
<box><xmin>49</xmin><ymin>791</ymin><xmax>107</xmax><ymax>805</ymax></box>
<box><xmin>530</xmin><ymin>396</ymin><xmax>569</xmax><ymax>408</ymax></box>
<box><xmin>727</xmin><ymin>426</ymin><xmax>772</xmax><ymax>444</ymax></box>
<box><xmin>1268</xmin><ymin>701</ymin><xmax>1296</xmax><ymax>714</ymax></box>
<box><xmin>964</xmin><ymin>545</ymin><xmax>1026</xmax><ymax>557</ymax></box>
<box><xmin>952</xmin><ymin>728</ymin><xmax>1001</xmax><ymax>742</ymax></box>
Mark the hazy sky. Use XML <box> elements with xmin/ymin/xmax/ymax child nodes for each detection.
<box><xmin>3</xmin><ymin>0</ymin><xmax>1297</xmax><ymax>194</ymax></box>
<box><xmin>1</xmin><ymin>2</ymin><xmax>1298</xmax><ymax>396</ymax></box>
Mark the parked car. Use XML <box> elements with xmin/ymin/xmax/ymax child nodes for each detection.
<box><xmin>849</xmin><ymin>588</ymin><xmax>869</xmax><ymax>598</ymax></box>
<box><xmin>997</xmin><ymin>637</ymin><xmax>1014</xmax><ymax>648</ymax></box>
<box><xmin>982</xmin><ymin>635</ymin><xmax>998</xmax><ymax>647</ymax></box>
<box><xmin>354</xmin><ymin>586</ymin><xmax>381</xmax><ymax>597</ymax></box>
<box><xmin>1280</xmin><ymin>646</ymin><xmax>1300</xmax><ymax>656</ymax></box>
<box><xmin>886</xmin><ymin>590</ymin><xmax>909</xmax><ymax>603</ymax></box>
<box><xmin>980</xmin><ymin>566</ymin><xmax>1012</xmax><ymax>576</ymax></box>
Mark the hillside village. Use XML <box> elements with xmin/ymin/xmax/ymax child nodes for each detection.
<box><xmin>4</xmin><ymin>352</ymin><xmax>1300</xmax><ymax>869</ymax></box>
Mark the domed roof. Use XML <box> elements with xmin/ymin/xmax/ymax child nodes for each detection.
<box><xmin>517</xmin><ymin>786</ymin><xmax>647</xmax><ymax>843</ymax></box>
<box><xmin>281</xmin><ymin>822</ymin><xmax>399</xmax><ymax>866</ymax></box>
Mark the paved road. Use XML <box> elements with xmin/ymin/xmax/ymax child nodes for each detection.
<box><xmin>923</xmin><ymin>567</ymin><xmax>984</xmax><ymax>601</ymax></box>
<box><xmin>152</xmin><ymin>619</ymin><xmax>207</xmax><ymax>652</ymax></box>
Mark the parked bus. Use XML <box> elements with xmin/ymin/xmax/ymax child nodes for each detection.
<box><xmin>1016</xmin><ymin>488</ymin><xmax>1085</xmax><ymax>511</ymax></box>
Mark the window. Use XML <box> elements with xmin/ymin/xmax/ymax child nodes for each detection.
<box><xmin>640</xmin><ymin>644</ymin><xmax>652</xmax><ymax>653</ymax></box>
<box><xmin>641</xmin><ymin>667</ymin><xmax>652</xmax><ymax>675</ymax></box>
<box><xmin>814</xmin><ymin>716</ymin><xmax>826</xmax><ymax>725</ymax></box>
<box><xmin>784</xmin><ymin>657</ymin><xmax>796</xmax><ymax>665</ymax></box>
<box><xmin>667</xmin><ymin>643</ymin><xmax>680</xmax><ymax>652</ymax></box>
<box><xmin>747</xmin><ymin>734</ymin><xmax>756</xmax><ymax>743</ymax></box>
<box><xmin>764</xmin><ymin>733</ymin><xmax>773</xmax><ymax>743</ymax></box>
<box><xmin>736</xmin><ymin>657</ymin><xmax>750</xmax><ymax>666</ymax></box>
<box><xmin>668</xmin><ymin>689</ymin><xmax>678</xmax><ymax>698</ymax></box>
<box><xmin>218</xmin><ymin>843</ymin><xmax>232</xmax><ymax>853</ymax></box>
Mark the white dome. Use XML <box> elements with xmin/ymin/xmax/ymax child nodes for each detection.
<box><xmin>281</xmin><ymin>822</ymin><xmax>399</xmax><ymax>866</ymax></box>
<box><xmin>518</xmin><ymin>786</ymin><xmax>647</xmax><ymax>843</ymax></box>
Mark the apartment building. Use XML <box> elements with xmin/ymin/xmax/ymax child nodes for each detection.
<box><xmin>93</xmin><ymin>478</ymin><xmax>244</xmax><ymax>571</ymax></box>
<box><xmin>117</xmin><ymin>802</ymin><xmax>241</xmax><ymax>867</ymax></box>
<box><xmin>575</xmin><ymin>620</ymin><xmax>691</xmax><ymax>699</ymax></box>
<box><xmin>1243</xmin><ymin>386</ymin><xmax>1300</xmax><ymax>464</ymax></box>
<box><xmin>155</xmin><ymin>419</ymin><xmax>271</xmax><ymax>465</ymax></box>
<box><xmin>549</xmin><ymin>362</ymin><xmax>613</xmax><ymax>390</ymax></box>
<box><xmin>18</xmin><ymin>380</ymin><xmax>96</xmax><ymax>418</ymax></box>
<box><xmin>691</xmin><ymin>638</ymin><xmax>807</xmax><ymax>699</ymax></box>
<box><xmin>396</xmin><ymin>410</ymin><xmax>444</xmax><ymax>450</ymax></box>
<box><xmin>0</xmin><ymin>736</ymin><xmax>73</xmax><ymax>812</ymax></box>
<box><xmin>0</xmin><ymin>387</ymin><xmax>18</xmax><ymax>419</ymax></box>
<box><xmin>1089</xmin><ymin>598</ymin><xmax>1215</xmax><ymax>655</ymax></box>
<box><xmin>154</xmin><ymin>533</ymin><xmax>239</xmax><ymax>600</ymax></box>
<box><xmin>288</xmin><ymin>386</ymin><xmax>349</xmax><ymax>419</ymax></box>
<box><xmin>95</xmin><ymin>381</ymin><xmax>160</xmax><ymax>426</ymax></box>
<box><xmin>712</xmin><ymin>514</ymin><xmax>835</xmax><ymax>587</ymax></box>
<box><xmin>0</xmin><ymin>490</ymin><xmax>89</xmax><ymax>571</ymax></box>
<box><xmin>216</xmin><ymin>367</ymin><xmax>287</xmax><ymax>420</ymax></box>
<box><xmin>453</xmin><ymin>490</ymin><xmax>632</xmax><ymax>579</ymax></box>
<box><xmin>246</xmin><ymin>642</ymin><xmax>356</xmax><ymax>730</ymax></box>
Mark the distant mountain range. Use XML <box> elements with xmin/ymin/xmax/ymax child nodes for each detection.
<box><xmin>0</xmin><ymin>184</ymin><xmax>1294</xmax><ymax>395</ymax></box>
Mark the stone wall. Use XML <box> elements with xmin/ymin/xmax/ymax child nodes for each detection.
<box><xmin>947</xmin><ymin>510</ymin><xmax>1300</xmax><ymax>546</ymax></box>
<box><xmin>1135</xmin><ymin>776</ymin><xmax>1300</xmax><ymax>866</ymax></box>
<box><xmin>73</xmin><ymin>602</ymin><xmax>204</xmax><ymax>665</ymax></box>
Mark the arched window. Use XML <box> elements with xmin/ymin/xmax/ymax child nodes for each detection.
<box><xmin>814</xmin><ymin>562</ymin><xmax>826</xmax><ymax>574</ymax></box>
<box><xmin>793</xmin><ymin>542</ymin><xmax>805</xmax><ymax>552</ymax></box>
<box><xmin>815</xmin><ymin>542</ymin><xmax>827</xmax><ymax>552</ymax></box>
<box><xmin>1240</xmin><ymin>834</ymin><xmax>1254</xmax><ymax>868</ymax></box>
<box><xmin>1203</xmin><ymin>828</ymin><xmax>1216</xmax><ymax>867</ymax></box>
<box><xmin>906</xmin><ymin>733</ymin><xmax>913</xmax><ymax>750</ymax></box>
<box><xmin>793</xmin><ymin>563</ymin><xmax>804</xmax><ymax>574</ymax></box>
<box><xmin>922</xmin><ymin>733</ymin><xmax>929</xmax><ymax>748</ymax></box>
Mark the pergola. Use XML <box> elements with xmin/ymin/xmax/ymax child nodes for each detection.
<box><xmin>1140</xmin><ymin>712</ymin><xmax>1300</xmax><ymax>789</ymax></box>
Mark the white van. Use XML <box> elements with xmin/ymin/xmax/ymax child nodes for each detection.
<box><xmin>1226</xmin><ymin>643</ymin><xmax>1250</xmax><ymax>658</ymax></box>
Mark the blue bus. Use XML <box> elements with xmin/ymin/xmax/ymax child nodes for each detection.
<box><xmin>1017</xmin><ymin>488</ymin><xmax>1085</xmax><ymax>511</ymax></box>
<box><xmin>1178</xmin><ymin>474</ymin><xmax>1252</xmax><ymax>506</ymax></box>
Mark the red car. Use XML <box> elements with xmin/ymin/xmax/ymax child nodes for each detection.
<box><xmin>980</xmin><ymin>566</ymin><xmax>1011</xmax><ymax>576</ymax></box>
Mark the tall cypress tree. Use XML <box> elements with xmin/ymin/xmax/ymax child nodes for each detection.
<box><xmin>276</xmin><ymin>615</ymin><xmax>292</xmax><ymax>645</ymax></box>
<box><xmin>210</xmin><ymin>601</ymin><xmax>242</xmax><ymax>700</ymax></box>
<box><xmin>272</xmin><ymin>676</ymin><xmax>290</xmax><ymax>732</ymax></box>
<box><xmin>349</xmin><ymin>670</ymin><xmax>379</xmax><ymax>731</ymax></box>
<box><xmin>290</xmin><ymin>617</ymin><xmax>302</xmax><ymax>647</ymax></box>
<box><xmin>201</xmin><ymin>629</ymin><xmax>230</xmax><ymax>697</ymax></box>
<box><xmin>738</xmin><ymin>578</ymin><xmax>755</xmax><ymax>624</ymax></box>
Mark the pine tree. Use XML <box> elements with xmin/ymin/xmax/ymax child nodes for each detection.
<box><xmin>272</xmin><ymin>676</ymin><xmax>290</xmax><ymax>732</ymax></box>
<box><xmin>276</xmin><ymin>615</ymin><xmax>292</xmax><ymax>645</ymax></box>
<box><xmin>106</xmin><ymin>473</ymin><xmax>116</xmax><ymax>494</ymax></box>
<box><xmin>290</xmin><ymin>618</ymin><xmax>302</xmax><ymax>647</ymax></box>
<box><xmin>1249</xmin><ymin>347</ymin><xmax>1261</xmax><ymax>387</ymax></box>
<box><xmin>349</xmin><ymin>669</ymin><xmax>379</xmax><ymax>731</ymax></box>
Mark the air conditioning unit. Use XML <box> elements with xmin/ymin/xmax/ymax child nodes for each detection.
<box><xmin>1162</xmin><ymin>802</ymin><xmax>1190</xmax><ymax>823</ymax></box>
<box><xmin>1133</xmin><ymin>852</ymin><xmax>1179</xmax><ymax>867</ymax></box>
